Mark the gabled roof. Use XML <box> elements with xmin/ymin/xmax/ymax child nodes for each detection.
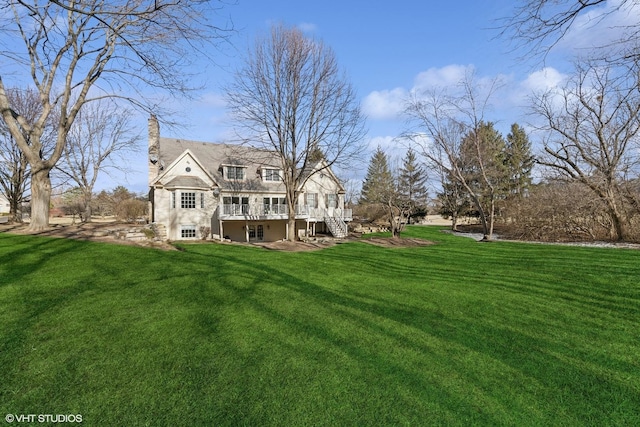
<box><xmin>303</xmin><ymin>159</ymin><xmax>346</xmax><ymax>194</ymax></box>
<box><xmin>155</xmin><ymin>138</ymin><xmax>286</xmax><ymax>192</ymax></box>
<box><xmin>152</xmin><ymin>149</ymin><xmax>217</xmax><ymax>189</ymax></box>
<box><xmin>153</xmin><ymin>137</ymin><xmax>344</xmax><ymax>193</ymax></box>
<box><xmin>164</xmin><ymin>176</ymin><xmax>211</xmax><ymax>190</ymax></box>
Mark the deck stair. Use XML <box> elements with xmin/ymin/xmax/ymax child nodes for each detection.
<box><xmin>324</xmin><ymin>213</ymin><xmax>348</xmax><ymax>238</ymax></box>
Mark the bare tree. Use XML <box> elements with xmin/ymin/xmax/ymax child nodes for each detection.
<box><xmin>506</xmin><ymin>180</ymin><xmax>620</xmax><ymax>241</ymax></box>
<box><xmin>436</xmin><ymin>166</ymin><xmax>470</xmax><ymax>232</ymax></box>
<box><xmin>404</xmin><ymin>71</ymin><xmax>506</xmax><ymax>240</ymax></box>
<box><xmin>499</xmin><ymin>0</ymin><xmax>637</xmax><ymax>62</ymax></box>
<box><xmin>56</xmin><ymin>100</ymin><xmax>140</xmax><ymax>222</ymax></box>
<box><xmin>0</xmin><ymin>88</ymin><xmax>34</xmax><ymax>221</ymax></box>
<box><xmin>531</xmin><ymin>60</ymin><xmax>640</xmax><ymax>240</ymax></box>
<box><xmin>0</xmin><ymin>0</ymin><xmax>230</xmax><ymax>231</ymax></box>
<box><xmin>225</xmin><ymin>24</ymin><xmax>366</xmax><ymax>241</ymax></box>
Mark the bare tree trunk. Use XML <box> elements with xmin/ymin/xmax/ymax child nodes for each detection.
<box><xmin>604</xmin><ymin>194</ymin><xmax>626</xmax><ymax>241</ymax></box>
<box><xmin>486</xmin><ymin>196</ymin><xmax>496</xmax><ymax>241</ymax></box>
<box><xmin>469</xmin><ymin>193</ymin><xmax>491</xmax><ymax>240</ymax></box>
<box><xmin>30</xmin><ymin>169</ymin><xmax>52</xmax><ymax>231</ymax></box>
<box><xmin>389</xmin><ymin>215</ymin><xmax>401</xmax><ymax>239</ymax></box>
<box><xmin>10</xmin><ymin>198</ymin><xmax>22</xmax><ymax>223</ymax></box>
<box><xmin>288</xmin><ymin>217</ymin><xmax>296</xmax><ymax>241</ymax></box>
<box><xmin>82</xmin><ymin>189</ymin><xmax>93</xmax><ymax>223</ymax></box>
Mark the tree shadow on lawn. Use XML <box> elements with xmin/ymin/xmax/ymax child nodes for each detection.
<box><xmin>181</xmin><ymin>245</ymin><xmax>640</xmax><ymax>425</ymax></box>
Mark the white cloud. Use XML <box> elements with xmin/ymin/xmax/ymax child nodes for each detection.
<box><xmin>199</xmin><ymin>92</ymin><xmax>227</xmax><ymax>108</ymax></box>
<box><xmin>298</xmin><ymin>22</ymin><xmax>317</xmax><ymax>33</ymax></box>
<box><xmin>361</xmin><ymin>88</ymin><xmax>407</xmax><ymax>120</ymax></box>
<box><xmin>556</xmin><ymin>0</ymin><xmax>640</xmax><ymax>53</ymax></box>
<box><xmin>362</xmin><ymin>64</ymin><xmax>498</xmax><ymax>121</ymax></box>
<box><xmin>520</xmin><ymin>67</ymin><xmax>567</xmax><ymax>94</ymax></box>
<box><xmin>367</xmin><ymin>135</ymin><xmax>397</xmax><ymax>152</ymax></box>
<box><xmin>413</xmin><ymin>64</ymin><xmax>471</xmax><ymax>90</ymax></box>
<box><xmin>361</xmin><ymin>64</ymin><xmax>571</xmax><ymax>149</ymax></box>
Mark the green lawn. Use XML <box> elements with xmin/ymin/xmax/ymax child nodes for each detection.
<box><xmin>1</xmin><ymin>226</ymin><xmax>639</xmax><ymax>426</ymax></box>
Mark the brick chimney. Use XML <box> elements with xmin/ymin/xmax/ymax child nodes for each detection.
<box><xmin>148</xmin><ymin>114</ymin><xmax>160</xmax><ymax>185</ymax></box>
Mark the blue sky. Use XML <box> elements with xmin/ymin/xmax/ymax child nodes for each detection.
<box><xmin>5</xmin><ymin>0</ymin><xmax>633</xmax><ymax>192</ymax></box>
<box><xmin>150</xmin><ymin>0</ymin><xmax>561</xmax><ymax>193</ymax></box>
<box><xmin>181</xmin><ymin>0</ymin><xmax>530</xmax><ymax>143</ymax></box>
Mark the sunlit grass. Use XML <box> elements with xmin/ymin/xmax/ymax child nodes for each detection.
<box><xmin>1</xmin><ymin>227</ymin><xmax>639</xmax><ymax>425</ymax></box>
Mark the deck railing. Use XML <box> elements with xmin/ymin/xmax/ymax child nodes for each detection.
<box><xmin>220</xmin><ymin>204</ymin><xmax>353</xmax><ymax>221</ymax></box>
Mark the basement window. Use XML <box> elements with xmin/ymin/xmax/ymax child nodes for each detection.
<box><xmin>181</xmin><ymin>225</ymin><xmax>196</xmax><ymax>239</ymax></box>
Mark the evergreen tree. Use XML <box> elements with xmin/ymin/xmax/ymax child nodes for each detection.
<box><xmin>398</xmin><ymin>148</ymin><xmax>429</xmax><ymax>222</ymax></box>
<box><xmin>459</xmin><ymin>122</ymin><xmax>508</xmax><ymax>196</ymax></box>
<box><xmin>360</xmin><ymin>146</ymin><xmax>394</xmax><ymax>204</ymax></box>
<box><xmin>458</xmin><ymin>121</ymin><xmax>509</xmax><ymax>237</ymax></box>
<box><xmin>437</xmin><ymin>169</ymin><xmax>470</xmax><ymax>231</ymax></box>
<box><xmin>504</xmin><ymin>123</ymin><xmax>534</xmax><ymax>198</ymax></box>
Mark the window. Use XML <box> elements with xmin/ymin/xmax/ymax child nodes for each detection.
<box><xmin>264</xmin><ymin>197</ymin><xmax>287</xmax><ymax>214</ymax></box>
<box><xmin>223</xmin><ymin>196</ymin><xmax>249</xmax><ymax>215</ymax></box>
<box><xmin>225</xmin><ymin>166</ymin><xmax>245</xmax><ymax>180</ymax></box>
<box><xmin>306</xmin><ymin>193</ymin><xmax>317</xmax><ymax>208</ymax></box>
<box><xmin>171</xmin><ymin>192</ymin><xmax>176</xmax><ymax>209</ymax></box>
<box><xmin>200</xmin><ymin>193</ymin><xmax>205</xmax><ymax>209</ymax></box>
<box><xmin>263</xmin><ymin>168</ymin><xmax>281</xmax><ymax>182</ymax></box>
<box><xmin>327</xmin><ymin>193</ymin><xmax>337</xmax><ymax>208</ymax></box>
<box><xmin>181</xmin><ymin>192</ymin><xmax>196</xmax><ymax>209</ymax></box>
<box><xmin>181</xmin><ymin>225</ymin><xmax>196</xmax><ymax>238</ymax></box>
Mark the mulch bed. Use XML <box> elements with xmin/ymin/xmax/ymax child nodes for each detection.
<box><xmin>1</xmin><ymin>221</ymin><xmax>435</xmax><ymax>252</ymax></box>
<box><xmin>0</xmin><ymin>221</ymin><xmax>177</xmax><ymax>250</ymax></box>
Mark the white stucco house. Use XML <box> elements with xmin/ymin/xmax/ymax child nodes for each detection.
<box><xmin>147</xmin><ymin>116</ymin><xmax>351</xmax><ymax>242</ymax></box>
<box><xmin>0</xmin><ymin>194</ymin><xmax>9</xmax><ymax>215</ymax></box>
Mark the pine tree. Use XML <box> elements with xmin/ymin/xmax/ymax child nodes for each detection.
<box><xmin>360</xmin><ymin>146</ymin><xmax>394</xmax><ymax>204</ymax></box>
<box><xmin>457</xmin><ymin>121</ymin><xmax>509</xmax><ymax>238</ymax></box>
<box><xmin>398</xmin><ymin>148</ymin><xmax>429</xmax><ymax>222</ymax></box>
<box><xmin>504</xmin><ymin>123</ymin><xmax>534</xmax><ymax>198</ymax></box>
<box><xmin>437</xmin><ymin>169</ymin><xmax>470</xmax><ymax>231</ymax></box>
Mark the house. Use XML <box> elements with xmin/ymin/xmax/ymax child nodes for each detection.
<box><xmin>147</xmin><ymin>116</ymin><xmax>352</xmax><ymax>242</ymax></box>
<box><xmin>0</xmin><ymin>194</ymin><xmax>9</xmax><ymax>215</ymax></box>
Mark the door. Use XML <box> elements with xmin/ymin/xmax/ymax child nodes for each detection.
<box><xmin>248</xmin><ymin>224</ymin><xmax>264</xmax><ymax>241</ymax></box>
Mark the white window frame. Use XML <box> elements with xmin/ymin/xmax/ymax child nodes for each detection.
<box><xmin>306</xmin><ymin>193</ymin><xmax>317</xmax><ymax>208</ymax></box>
<box><xmin>225</xmin><ymin>165</ymin><xmax>246</xmax><ymax>180</ymax></box>
<box><xmin>181</xmin><ymin>192</ymin><xmax>196</xmax><ymax>209</ymax></box>
<box><xmin>263</xmin><ymin>168</ymin><xmax>281</xmax><ymax>182</ymax></box>
<box><xmin>328</xmin><ymin>193</ymin><xmax>337</xmax><ymax>209</ymax></box>
<box><xmin>181</xmin><ymin>225</ymin><xmax>197</xmax><ymax>239</ymax></box>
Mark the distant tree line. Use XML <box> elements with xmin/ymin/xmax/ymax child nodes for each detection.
<box><xmin>0</xmin><ymin>88</ymin><xmax>140</xmax><ymax>224</ymax></box>
<box><xmin>359</xmin><ymin>60</ymin><xmax>640</xmax><ymax>242</ymax></box>
<box><xmin>55</xmin><ymin>186</ymin><xmax>147</xmax><ymax>224</ymax></box>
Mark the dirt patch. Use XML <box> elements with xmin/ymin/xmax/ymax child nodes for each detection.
<box><xmin>1</xmin><ymin>220</ymin><xmax>435</xmax><ymax>252</ymax></box>
<box><xmin>0</xmin><ymin>221</ymin><xmax>177</xmax><ymax>251</ymax></box>
<box><xmin>254</xmin><ymin>236</ymin><xmax>435</xmax><ymax>251</ymax></box>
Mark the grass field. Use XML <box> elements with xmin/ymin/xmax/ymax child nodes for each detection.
<box><xmin>1</xmin><ymin>226</ymin><xmax>639</xmax><ymax>426</ymax></box>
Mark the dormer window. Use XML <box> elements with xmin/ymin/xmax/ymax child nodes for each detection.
<box><xmin>224</xmin><ymin>165</ymin><xmax>245</xmax><ymax>180</ymax></box>
<box><xmin>263</xmin><ymin>168</ymin><xmax>282</xmax><ymax>182</ymax></box>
